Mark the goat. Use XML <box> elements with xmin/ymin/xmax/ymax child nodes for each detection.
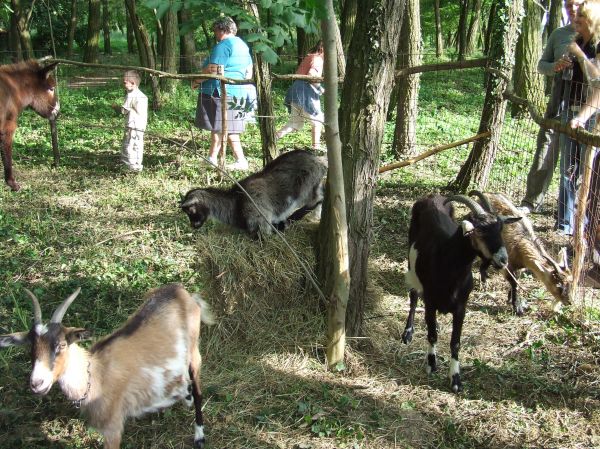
<box><xmin>0</xmin><ymin>284</ymin><xmax>213</xmax><ymax>449</ymax></box>
<box><xmin>470</xmin><ymin>191</ymin><xmax>572</xmax><ymax>315</ymax></box>
<box><xmin>180</xmin><ymin>150</ymin><xmax>327</xmax><ymax>237</ymax></box>
<box><xmin>401</xmin><ymin>194</ymin><xmax>520</xmax><ymax>393</ymax></box>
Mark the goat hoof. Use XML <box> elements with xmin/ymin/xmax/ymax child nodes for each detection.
<box><xmin>194</xmin><ymin>438</ymin><xmax>205</xmax><ymax>449</ymax></box>
<box><xmin>401</xmin><ymin>330</ymin><xmax>413</xmax><ymax>344</ymax></box>
<box><xmin>451</xmin><ymin>374</ymin><xmax>462</xmax><ymax>393</ymax></box>
<box><xmin>426</xmin><ymin>354</ymin><xmax>437</xmax><ymax>374</ymax></box>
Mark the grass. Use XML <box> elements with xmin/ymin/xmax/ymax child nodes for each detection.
<box><xmin>1</xmin><ymin>51</ymin><xmax>600</xmax><ymax>448</ymax></box>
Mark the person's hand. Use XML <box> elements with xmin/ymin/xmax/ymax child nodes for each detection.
<box><xmin>555</xmin><ymin>53</ymin><xmax>574</xmax><ymax>72</ymax></box>
<box><xmin>191</xmin><ymin>79</ymin><xmax>202</xmax><ymax>90</ymax></box>
<box><xmin>570</xmin><ymin>117</ymin><xmax>585</xmax><ymax>129</ymax></box>
<box><xmin>567</xmin><ymin>41</ymin><xmax>584</xmax><ymax>59</ymax></box>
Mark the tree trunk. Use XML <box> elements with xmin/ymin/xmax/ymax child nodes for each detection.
<box><xmin>434</xmin><ymin>0</ymin><xmax>443</xmax><ymax>57</ymax></box>
<box><xmin>124</xmin><ymin>0</ymin><xmax>161</xmax><ymax>109</ymax></box>
<box><xmin>511</xmin><ymin>0</ymin><xmax>544</xmax><ymax>115</ymax></box>
<box><xmin>67</xmin><ymin>0</ymin><xmax>77</xmax><ymax>58</ymax></box>
<box><xmin>84</xmin><ymin>0</ymin><xmax>102</xmax><ymax>63</ymax></box>
<box><xmin>102</xmin><ymin>0</ymin><xmax>111</xmax><ymax>55</ymax></box>
<box><xmin>333</xmin><ymin>18</ymin><xmax>346</xmax><ymax>79</ymax></box>
<box><xmin>201</xmin><ymin>20</ymin><xmax>212</xmax><ymax>51</ymax></box>
<box><xmin>451</xmin><ymin>0</ymin><xmax>524</xmax><ymax>191</ymax></box>
<box><xmin>457</xmin><ymin>0</ymin><xmax>469</xmax><ymax>60</ymax></box>
<box><xmin>547</xmin><ymin>0</ymin><xmax>562</xmax><ymax>38</ymax></box>
<box><xmin>319</xmin><ymin>0</ymin><xmax>351</xmax><ymax>370</ymax></box>
<box><xmin>179</xmin><ymin>8</ymin><xmax>197</xmax><ymax>73</ymax></box>
<box><xmin>160</xmin><ymin>6</ymin><xmax>178</xmax><ymax>93</ymax></box>
<box><xmin>392</xmin><ymin>0</ymin><xmax>422</xmax><ymax>157</ymax></box>
<box><xmin>340</xmin><ymin>0</ymin><xmax>357</xmax><ymax>56</ymax></box>
<box><xmin>483</xmin><ymin>1</ymin><xmax>496</xmax><ymax>56</ymax></box>
<box><xmin>11</xmin><ymin>0</ymin><xmax>34</xmax><ymax>59</ymax></box>
<box><xmin>9</xmin><ymin>5</ymin><xmax>22</xmax><ymax>61</ymax></box>
<box><xmin>339</xmin><ymin>0</ymin><xmax>405</xmax><ymax>337</ymax></box>
<box><xmin>246</xmin><ymin>2</ymin><xmax>277</xmax><ymax>163</ymax></box>
<box><xmin>126</xmin><ymin>10</ymin><xmax>136</xmax><ymax>53</ymax></box>
<box><xmin>466</xmin><ymin>0</ymin><xmax>482</xmax><ymax>54</ymax></box>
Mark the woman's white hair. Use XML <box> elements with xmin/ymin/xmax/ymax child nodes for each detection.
<box><xmin>213</xmin><ymin>16</ymin><xmax>237</xmax><ymax>35</ymax></box>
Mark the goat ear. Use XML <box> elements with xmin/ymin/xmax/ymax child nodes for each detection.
<box><xmin>0</xmin><ymin>331</ymin><xmax>30</xmax><ymax>348</ymax></box>
<box><xmin>65</xmin><ymin>327</ymin><xmax>91</xmax><ymax>344</ymax></box>
<box><xmin>181</xmin><ymin>197</ymin><xmax>198</xmax><ymax>208</ymax></box>
<box><xmin>500</xmin><ymin>215</ymin><xmax>522</xmax><ymax>225</ymax></box>
<box><xmin>461</xmin><ymin>220</ymin><xmax>475</xmax><ymax>236</ymax></box>
<box><xmin>558</xmin><ymin>247</ymin><xmax>570</xmax><ymax>270</ymax></box>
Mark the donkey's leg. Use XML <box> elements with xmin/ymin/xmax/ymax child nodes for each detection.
<box><xmin>1</xmin><ymin>127</ymin><xmax>19</xmax><ymax>191</ymax></box>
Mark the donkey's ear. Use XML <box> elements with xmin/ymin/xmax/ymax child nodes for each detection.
<box><xmin>0</xmin><ymin>331</ymin><xmax>30</xmax><ymax>348</ymax></box>
<box><xmin>40</xmin><ymin>62</ymin><xmax>59</xmax><ymax>78</ymax></box>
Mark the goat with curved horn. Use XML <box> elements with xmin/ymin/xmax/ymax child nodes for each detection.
<box><xmin>50</xmin><ymin>287</ymin><xmax>81</xmax><ymax>324</ymax></box>
<box><xmin>23</xmin><ymin>288</ymin><xmax>43</xmax><ymax>325</ymax></box>
<box><xmin>444</xmin><ymin>194</ymin><xmax>487</xmax><ymax>216</ymax></box>
<box><xmin>468</xmin><ymin>190</ymin><xmax>496</xmax><ymax>213</ymax></box>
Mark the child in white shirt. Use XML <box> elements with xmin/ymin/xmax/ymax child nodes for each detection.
<box><xmin>112</xmin><ymin>70</ymin><xmax>148</xmax><ymax>171</ymax></box>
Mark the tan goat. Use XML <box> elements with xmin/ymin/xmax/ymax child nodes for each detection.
<box><xmin>471</xmin><ymin>191</ymin><xmax>572</xmax><ymax>314</ymax></box>
<box><xmin>0</xmin><ymin>283</ymin><xmax>213</xmax><ymax>449</ymax></box>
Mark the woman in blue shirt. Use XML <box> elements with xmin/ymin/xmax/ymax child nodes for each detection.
<box><xmin>193</xmin><ymin>16</ymin><xmax>254</xmax><ymax>171</ymax></box>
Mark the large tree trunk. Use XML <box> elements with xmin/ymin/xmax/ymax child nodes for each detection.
<box><xmin>11</xmin><ymin>0</ymin><xmax>34</xmax><ymax>60</ymax></box>
<box><xmin>333</xmin><ymin>18</ymin><xmax>346</xmax><ymax>79</ymax></box>
<box><xmin>126</xmin><ymin>11</ymin><xmax>136</xmax><ymax>54</ymax></box>
<box><xmin>124</xmin><ymin>0</ymin><xmax>161</xmax><ymax>109</ymax></box>
<box><xmin>83</xmin><ymin>0</ymin><xmax>102</xmax><ymax>63</ymax></box>
<box><xmin>457</xmin><ymin>0</ymin><xmax>469</xmax><ymax>60</ymax></box>
<box><xmin>160</xmin><ymin>7</ymin><xmax>178</xmax><ymax>93</ymax></box>
<box><xmin>466</xmin><ymin>0</ymin><xmax>482</xmax><ymax>54</ymax></box>
<box><xmin>483</xmin><ymin>1</ymin><xmax>496</xmax><ymax>56</ymax></box>
<box><xmin>246</xmin><ymin>2</ymin><xmax>277</xmax><ymax>163</ymax></box>
<box><xmin>67</xmin><ymin>0</ymin><xmax>77</xmax><ymax>58</ymax></box>
<box><xmin>392</xmin><ymin>0</ymin><xmax>422</xmax><ymax>157</ymax></box>
<box><xmin>511</xmin><ymin>0</ymin><xmax>544</xmax><ymax>115</ymax></box>
<box><xmin>179</xmin><ymin>8</ymin><xmax>197</xmax><ymax>73</ymax></box>
<box><xmin>319</xmin><ymin>0</ymin><xmax>350</xmax><ymax>370</ymax></box>
<box><xmin>339</xmin><ymin>0</ymin><xmax>405</xmax><ymax>337</ymax></box>
<box><xmin>102</xmin><ymin>0</ymin><xmax>111</xmax><ymax>55</ymax></box>
<box><xmin>9</xmin><ymin>6</ymin><xmax>23</xmax><ymax>61</ymax></box>
<box><xmin>340</xmin><ymin>0</ymin><xmax>357</xmax><ymax>56</ymax></box>
<box><xmin>451</xmin><ymin>0</ymin><xmax>524</xmax><ymax>191</ymax></box>
<box><xmin>547</xmin><ymin>0</ymin><xmax>562</xmax><ymax>38</ymax></box>
<box><xmin>297</xmin><ymin>28</ymin><xmax>320</xmax><ymax>64</ymax></box>
<box><xmin>434</xmin><ymin>0</ymin><xmax>443</xmax><ymax>57</ymax></box>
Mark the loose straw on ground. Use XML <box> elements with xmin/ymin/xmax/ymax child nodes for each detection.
<box><xmin>378</xmin><ymin>131</ymin><xmax>491</xmax><ymax>174</ymax></box>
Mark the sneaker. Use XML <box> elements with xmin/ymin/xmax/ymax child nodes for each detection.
<box><xmin>516</xmin><ymin>205</ymin><xmax>531</xmax><ymax>215</ymax></box>
<box><xmin>207</xmin><ymin>157</ymin><xmax>218</xmax><ymax>166</ymax></box>
<box><xmin>227</xmin><ymin>159</ymin><xmax>249</xmax><ymax>171</ymax></box>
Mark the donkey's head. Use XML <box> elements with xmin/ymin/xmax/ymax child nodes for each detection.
<box><xmin>0</xmin><ymin>288</ymin><xmax>88</xmax><ymax>395</ymax></box>
<box><xmin>29</xmin><ymin>60</ymin><xmax>60</xmax><ymax>121</ymax></box>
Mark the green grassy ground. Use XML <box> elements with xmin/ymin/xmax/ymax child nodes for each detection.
<box><xmin>0</xmin><ymin>52</ymin><xmax>599</xmax><ymax>448</ymax></box>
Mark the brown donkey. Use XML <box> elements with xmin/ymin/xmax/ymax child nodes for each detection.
<box><xmin>0</xmin><ymin>60</ymin><xmax>60</xmax><ymax>191</ymax></box>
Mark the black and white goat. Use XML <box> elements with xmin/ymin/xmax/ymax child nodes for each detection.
<box><xmin>0</xmin><ymin>284</ymin><xmax>213</xmax><ymax>449</ymax></box>
<box><xmin>180</xmin><ymin>150</ymin><xmax>327</xmax><ymax>238</ymax></box>
<box><xmin>470</xmin><ymin>191</ymin><xmax>572</xmax><ymax>315</ymax></box>
<box><xmin>401</xmin><ymin>194</ymin><xmax>520</xmax><ymax>393</ymax></box>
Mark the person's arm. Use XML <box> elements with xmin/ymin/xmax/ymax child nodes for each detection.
<box><xmin>567</xmin><ymin>41</ymin><xmax>600</xmax><ymax>82</ymax></box>
<box><xmin>537</xmin><ymin>31</ymin><xmax>559</xmax><ymax>76</ymax></box>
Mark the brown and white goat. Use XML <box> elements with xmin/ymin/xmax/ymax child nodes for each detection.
<box><xmin>0</xmin><ymin>283</ymin><xmax>213</xmax><ymax>449</ymax></box>
<box><xmin>471</xmin><ymin>191</ymin><xmax>572</xmax><ymax>314</ymax></box>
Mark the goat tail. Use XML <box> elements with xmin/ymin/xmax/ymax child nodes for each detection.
<box><xmin>192</xmin><ymin>293</ymin><xmax>215</xmax><ymax>325</ymax></box>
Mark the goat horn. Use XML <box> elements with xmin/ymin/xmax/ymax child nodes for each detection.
<box><xmin>468</xmin><ymin>190</ymin><xmax>495</xmax><ymax>213</ymax></box>
<box><xmin>444</xmin><ymin>195</ymin><xmax>486</xmax><ymax>216</ymax></box>
<box><xmin>23</xmin><ymin>288</ymin><xmax>43</xmax><ymax>325</ymax></box>
<box><xmin>543</xmin><ymin>253</ymin><xmax>562</xmax><ymax>273</ymax></box>
<box><xmin>50</xmin><ymin>287</ymin><xmax>82</xmax><ymax>324</ymax></box>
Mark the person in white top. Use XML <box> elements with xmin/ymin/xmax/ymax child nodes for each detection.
<box><xmin>112</xmin><ymin>70</ymin><xmax>148</xmax><ymax>172</ymax></box>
